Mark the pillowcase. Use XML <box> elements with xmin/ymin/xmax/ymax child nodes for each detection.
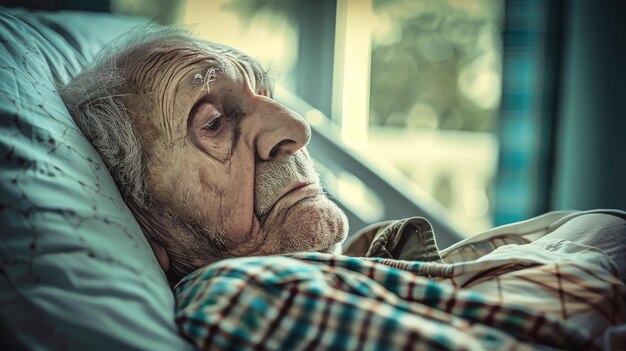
<box><xmin>0</xmin><ymin>7</ymin><xmax>192</xmax><ymax>350</ymax></box>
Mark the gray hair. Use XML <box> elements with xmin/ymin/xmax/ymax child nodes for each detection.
<box><xmin>60</xmin><ymin>27</ymin><xmax>273</xmax><ymax>209</ymax></box>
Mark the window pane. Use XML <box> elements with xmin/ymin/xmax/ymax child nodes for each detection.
<box><xmin>368</xmin><ymin>0</ymin><xmax>503</xmax><ymax>235</ymax></box>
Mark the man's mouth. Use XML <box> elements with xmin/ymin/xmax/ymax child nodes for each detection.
<box><xmin>258</xmin><ymin>181</ymin><xmax>322</xmax><ymax>219</ymax></box>
<box><xmin>278</xmin><ymin>182</ymin><xmax>313</xmax><ymax>200</ymax></box>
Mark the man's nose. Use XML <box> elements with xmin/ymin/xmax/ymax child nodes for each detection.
<box><xmin>251</xmin><ymin>96</ymin><xmax>311</xmax><ymax>161</ymax></box>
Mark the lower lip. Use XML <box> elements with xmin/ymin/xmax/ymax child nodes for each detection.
<box><xmin>259</xmin><ymin>184</ymin><xmax>322</xmax><ymax>219</ymax></box>
<box><xmin>288</xmin><ymin>183</ymin><xmax>317</xmax><ymax>195</ymax></box>
<box><xmin>282</xmin><ymin>184</ymin><xmax>321</xmax><ymax>202</ymax></box>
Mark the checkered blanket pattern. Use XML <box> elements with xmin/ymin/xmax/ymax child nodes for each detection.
<box><xmin>175</xmin><ymin>250</ymin><xmax>625</xmax><ymax>350</ymax></box>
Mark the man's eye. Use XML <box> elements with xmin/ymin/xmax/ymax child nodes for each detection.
<box><xmin>202</xmin><ymin>116</ymin><xmax>222</xmax><ymax>131</ymax></box>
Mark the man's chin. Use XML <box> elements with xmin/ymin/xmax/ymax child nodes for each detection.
<box><xmin>318</xmin><ymin>242</ymin><xmax>343</xmax><ymax>255</ymax></box>
<box><xmin>260</xmin><ymin>195</ymin><xmax>348</xmax><ymax>255</ymax></box>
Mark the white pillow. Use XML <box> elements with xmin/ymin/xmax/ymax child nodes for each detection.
<box><xmin>0</xmin><ymin>8</ymin><xmax>192</xmax><ymax>350</ymax></box>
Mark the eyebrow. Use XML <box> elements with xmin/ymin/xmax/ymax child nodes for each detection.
<box><xmin>189</xmin><ymin>60</ymin><xmax>226</xmax><ymax>92</ymax></box>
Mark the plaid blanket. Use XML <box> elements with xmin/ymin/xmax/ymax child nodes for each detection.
<box><xmin>174</xmin><ymin>212</ymin><xmax>626</xmax><ymax>350</ymax></box>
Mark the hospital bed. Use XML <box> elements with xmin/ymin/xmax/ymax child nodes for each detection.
<box><xmin>0</xmin><ymin>7</ymin><xmax>463</xmax><ymax>349</ymax></box>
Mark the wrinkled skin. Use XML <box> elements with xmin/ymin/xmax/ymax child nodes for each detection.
<box><xmin>122</xmin><ymin>38</ymin><xmax>348</xmax><ymax>281</ymax></box>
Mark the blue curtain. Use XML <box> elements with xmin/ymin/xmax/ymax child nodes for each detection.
<box><xmin>493</xmin><ymin>0</ymin><xmax>563</xmax><ymax>225</ymax></box>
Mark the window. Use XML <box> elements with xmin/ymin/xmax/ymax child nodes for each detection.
<box><xmin>334</xmin><ymin>0</ymin><xmax>503</xmax><ymax>235</ymax></box>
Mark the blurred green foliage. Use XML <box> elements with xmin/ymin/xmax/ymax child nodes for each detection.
<box><xmin>370</xmin><ymin>0</ymin><xmax>503</xmax><ymax>132</ymax></box>
<box><xmin>111</xmin><ymin>0</ymin><xmax>185</xmax><ymax>24</ymax></box>
<box><xmin>221</xmin><ymin>0</ymin><xmax>297</xmax><ymax>25</ymax></box>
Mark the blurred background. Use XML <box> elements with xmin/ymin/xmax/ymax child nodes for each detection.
<box><xmin>4</xmin><ymin>0</ymin><xmax>625</xmax><ymax>240</ymax></box>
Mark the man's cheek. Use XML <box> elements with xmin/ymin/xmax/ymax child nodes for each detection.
<box><xmin>220</xmin><ymin>180</ymin><xmax>257</xmax><ymax>240</ymax></box>
<box><xmin>198</xmin><ymin>164</ymin><xmax>225</xmax><ymax>194</ymax></box>
<box><xmin>225</xmin><ymin>149</ymin><xmax>256</xmax><ymax>210</ymax></box>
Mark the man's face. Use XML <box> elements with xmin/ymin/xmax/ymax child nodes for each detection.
<box><xmin>125</xmin><ymin>41</ymin><xmax>347</xmax><ymax>273</ymax></box>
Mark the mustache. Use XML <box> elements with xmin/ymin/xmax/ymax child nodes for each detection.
<box><xmin>254</xmin><ymin>151</ymin><xmax>320</xmax><ymax>217</ymax></box>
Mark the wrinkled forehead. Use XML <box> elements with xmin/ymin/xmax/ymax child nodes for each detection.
<box><xmin>121</xmin><ymin>36</ymin><xmax>271</xmax><ymax>96</ymax></box>
<box><xmin>201</xmin><ymin>51</ymin><xmax>266</xmax><ymax>95</ymax></box>
<box><xmin>197</xmin><ymin>43</ymin><xmax>269</xmax><ymax>94</ymax></box>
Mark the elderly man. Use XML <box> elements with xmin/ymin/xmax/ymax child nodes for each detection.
<box><xmin>62</xmin><ymin>30</ymin><xmax>349</xmax><ymax>283</ymax></box>
<box><xmin>61</xmin><ymin>31</ymin><xmax>625</xmax><ymax>350</ymax></box>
